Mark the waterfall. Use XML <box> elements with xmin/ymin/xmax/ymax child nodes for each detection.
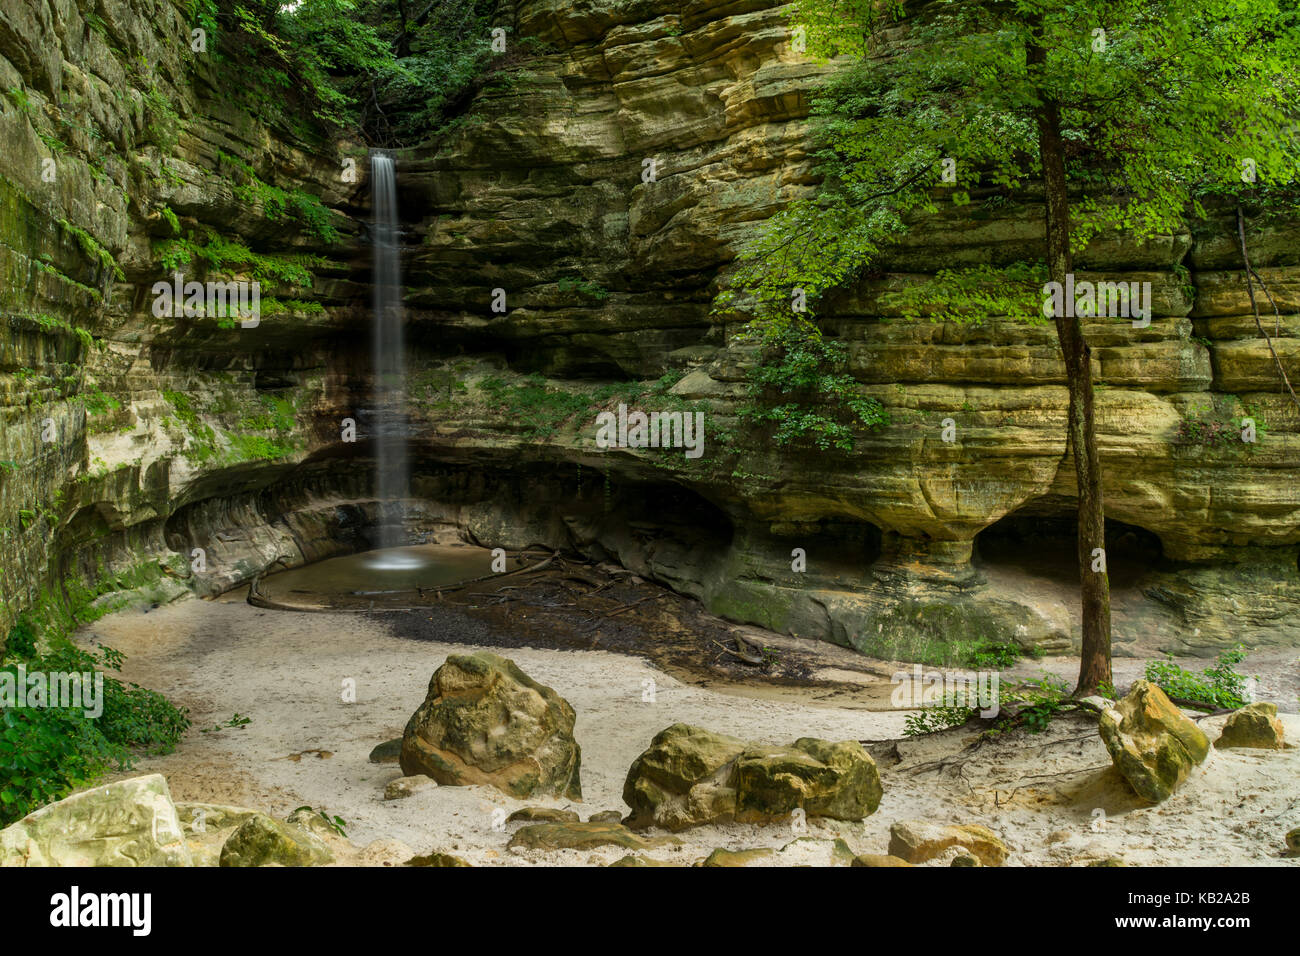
<box><xmin>370</xmin><ymin>151</ymin><xmax>409</xmax><ymax>559</ymax></box>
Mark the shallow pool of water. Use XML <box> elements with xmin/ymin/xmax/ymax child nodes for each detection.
<box><xmin>259</xmin><ymin>544</ymin><xmax>494</xmax><ymax>600</ymax></box>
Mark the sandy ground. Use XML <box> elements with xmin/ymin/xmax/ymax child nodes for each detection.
<box><xmin>82</xmin><ymin>594</ymin><xmax>1300</xmax><ymax>867</ymax></box>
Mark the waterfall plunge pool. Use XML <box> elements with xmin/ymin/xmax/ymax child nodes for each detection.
<box><xmin>256</xmin><ymin>544</ymin><xmax>498</xmax><ymax>606</ymax></box>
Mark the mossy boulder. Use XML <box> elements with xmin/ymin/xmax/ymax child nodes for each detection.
<box><xmin>175</xmin><ymin>802</ymin><xmax>261</xmax><ymax>866</ymax></box>
<box><xmin>400</xmin><ymin>652</ymin><xmax>582</xmax><ymax>800</ymax></box>
<box><xmin>218</xmin><ymin>813</ymin><xmax>334</xmax><ymax>867</ymax></box>
<box><xmin>734</xmin><ymin>738</ymin><xmax>883</xmax><ymax>824</ymax></box>
<box><xmin>1215</xmin><ymin>702</ymin><xmax>1286</xmax><ymax>750</ymax></box>
<box><xmin>623</xmin><ymin>723</ymin><xmax>882</xmax><ymax>830</ymax></box>
<box><xmin>1098</xmin><ymin>680</ymin><xmax>1210</xmax><ymax>803</ymax></box>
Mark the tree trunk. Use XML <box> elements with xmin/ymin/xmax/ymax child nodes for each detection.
<box><xmin>1028</xmin><ymin>27</ymin><xmax>1113</xmax><ymax>697</ymax></box>
<box><xmin>396</xmin><ymin>0</ymin><xmax>412</xmax><ymax>58</ymax></box>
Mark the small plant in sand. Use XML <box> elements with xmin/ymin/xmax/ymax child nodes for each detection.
<box><xmin>295</xmin><ymin>806</ymin><xmax>348</xmax><ymax>838</ymax></box>
<box><xmin>200</xmin><ymin>712</ymin><xmax>252</xmax><ymax>733</ymax></box>
<box><xmin>903</xmin><ymin>705</ymin><xmax>975</xmax><ymax>737</ymax></box>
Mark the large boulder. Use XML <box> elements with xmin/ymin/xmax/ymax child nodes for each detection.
<box><xmin>0</xmin><ymin>774</ymin><xmax>192</xmax><ymax>867</ymax></box>
<box><xmin>400</xmin><ymin>652</ymin><xmax>582</xmax><ymax>800</ymax></box>
<box><xmin>623</xmin><ymin>723</ymin><xmax>882</xmax><ymax>830</ymax></box>
<box><xmin>1098</xmin><ymin>680</ymin><xmax>1210</xmax><ymax>803</ymax></box>
<box><xmin>1215</xmin><ymin>703</ymin><xmax>1286</xmax><ymax>750</ymax></box>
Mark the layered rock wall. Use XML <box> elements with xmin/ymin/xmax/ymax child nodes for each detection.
<box><xmin>1</xmin><ymin>0</ymin><xmax>1297</xmax><ymax>658</ymax></box>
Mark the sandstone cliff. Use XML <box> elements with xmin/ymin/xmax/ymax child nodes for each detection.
<box><xmin>2</xmin><ymin>0</ymin><xmax>1297</xmax><ymax>658</ymax></box>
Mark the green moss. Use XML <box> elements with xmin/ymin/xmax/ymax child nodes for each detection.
<box><xmin>20</xmin><ymin>313</ymin><xmax>95</xmax><ymax>352</ymax></box>
<box><xmin>31</xmin><ymin>259</ymin><xmax>102</xmax><ymax>303</ymax></box>
<box><xmin>227</xmin><ymin>433</ymin><xmax>296</xmax><ymax>461</ymax></box>
<box><xmin>164</xmin><ymin>388</ymin><xmax>299</xmax><ymax>464</ymax></box>
<box><xmin>849</xmin><ymin>603</ymin><xmax>1022</xmax><ymax>666</ymax></box>
<box><xmin>260</xmin><ymin>297</ymin><xmax>325</xmax><ymax>316</ymax></box>
<box><xmin>216</xmin><ymin>150</ymin><xmax>340</xmax><ymax>243</ymax></box>
<box><xmin>4</xmin><ymin>86</ymin><xmax>33</xmax><ymax>114</ymax></box>
<box><xmin>154</xmin><ymin>228</ymin><xmax>324</xmax><ymax>288</ymax></box>
<box><xmin>159</xmin><ymin>205</ymin><xmax>180</xmax><ymax>235</ymax></box>
<box><xmin>477</xmin><ymin>374</ymin><xmax>593</xmax><ymax>438</ymax></box>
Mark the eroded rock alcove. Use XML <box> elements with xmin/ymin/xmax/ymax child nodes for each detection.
<box><xmin>2</xmin><ymin>0</ymin><xmax>1298</xmax><ymax>660</ymax></box>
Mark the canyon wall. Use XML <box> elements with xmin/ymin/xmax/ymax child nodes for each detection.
<box><xmin>2</xmin><ymin>0</ymin><xmax>1298</xmax><ymax>658</ymax></box>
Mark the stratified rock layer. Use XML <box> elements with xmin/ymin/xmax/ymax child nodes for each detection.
<box><xmin>1</xmin><ymin>0</ymin><xmax>1297</xmax><ymax>662</ymax></box>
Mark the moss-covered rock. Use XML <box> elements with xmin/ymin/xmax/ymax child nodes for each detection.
<box><xmin>400</xmin><ymin>652</ymin><xmax>582</xmax><ymax>800</ymax></box>
<box><xmin>218</xmin><ymin>813</ymin><xmax>333</xmax><ymax>868</ymax></box>
<box><xmin>623</xmin><ymin>723</ymin><xmax>882</xmax><ymax>830</ymax></box>
<box><xmin>1099</xmin><ymin>680</ymin><xmax>1210</xmax><ymax>802</ymax></box>
<box><xmin>506</xmin><ymin>821</ymin><xmax>679</xmax><ymax>852</ymax></box>
<box><xmin>1215</xmin><ymin>702</ymin><xmax>1286</xmax><ymax>750</ymax></box>
<box><xmin>0</xmin><ymin>774</ymin><xmax>191</xmax><ymax>867</ymax></box>
<box><xmin>699</xmin><ymin>847</ymin><xmax>776</xmax><ymax>867</ymax></box>
<box><xmin>507</xmin><ymin>807</ymin><xmax>581</xmax><ymax>824</ymax></box>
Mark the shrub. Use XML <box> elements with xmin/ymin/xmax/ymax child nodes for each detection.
<box><xmin>0</xmin><ymin>616</ymin><xmax>191</xmax><ymax>826</ymax></box>
<box><xmin>741</xmin><ymin>322</ymin><xmax>889</xmax><ymax>452</ymax></box>
<box><xmin>1145</xmin><ymin>646</ymin><xmax>1253</xmax><ymax>709</ymax></box>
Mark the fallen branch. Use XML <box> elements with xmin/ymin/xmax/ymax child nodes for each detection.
<box><xmin>417</xmin><ymin>551</ymin><xmax>558</xmax><ymax>598</ymax></box>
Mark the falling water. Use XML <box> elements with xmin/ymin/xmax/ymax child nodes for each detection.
<box><xmin>369</xmin><ymin>151</ymin><xmax>412</xmax><ymax>565</ymax></box>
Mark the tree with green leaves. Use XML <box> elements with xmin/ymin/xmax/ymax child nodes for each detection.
<box><xmin>722</xmin><ymin>0</ymin><xmax>1300</xmax><ymax>694</ymax></box>
<box><xmin>186</xmin><ymin>0</ymin><xmax>496</xmax><ymax>142</ymax></box>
